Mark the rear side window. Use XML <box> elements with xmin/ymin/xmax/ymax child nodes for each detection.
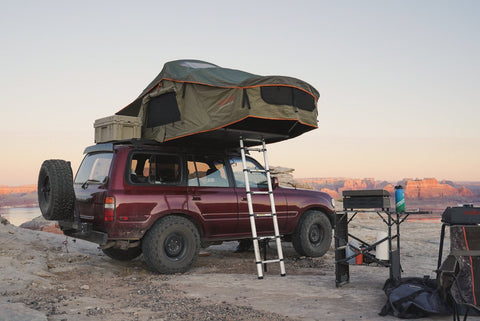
<box><xmin>129</xmin><ymin>152</ymin><xmax>181</xmax><ymax>185</ymax></box>
<box><xmin>187</xmin><ymin>156</ymin><xmax>229</xmax><ymax>187</ymax></box>
<box><xmin>75</xmin><ymin>153</ymin><xmax>113</xmax><ymax>184</ymax></box>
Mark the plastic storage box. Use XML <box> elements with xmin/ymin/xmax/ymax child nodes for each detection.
<box><xmin>94</xmin><ymin>115</ymin><xmax>142</xmax><ymax>143</ymax></box>
<box><xmin>342</xmin><ymin>189</ymin><xmax>390</xmax><ymax>210</ymax></box>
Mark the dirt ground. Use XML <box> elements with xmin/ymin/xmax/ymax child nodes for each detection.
<box><xmin>0</xmin><ymin>214</ymin><xmax>475</xmax><ymax>321</ymax></box>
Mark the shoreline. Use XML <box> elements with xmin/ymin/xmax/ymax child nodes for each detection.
<box><xmin>0</xmin><ymin>204</ymin><xmax>39</xmax><ymax>209</ymax></box>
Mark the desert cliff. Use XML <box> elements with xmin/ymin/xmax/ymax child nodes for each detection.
<box><xmin>0</xmin><ymin>185</ymin><xmax>36</xmax><ymax>195</ymax></box>
<box><xmin>298</xmin><ymin>177</ymin><xmax>477</xmax><ymax>202</ymax></box>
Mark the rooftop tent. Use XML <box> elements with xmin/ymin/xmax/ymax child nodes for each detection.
<box><xmin>116</xmin><ymin>60</ymin><xmax>319</xmax><ymax>147</ymax></box>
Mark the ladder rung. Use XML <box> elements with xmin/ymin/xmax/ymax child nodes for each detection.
<box><xmin>256</xmin><ymin>235</ymin><xmax>281</xmax><ymax>240</ymax></box>
<box><xmin>244</xmin><ymin>168</ymin><xmax>267</xmax><ymax>173</ymax></box>
<box><xmin>245</xmin><ymin>147</ymin><xmax>265</xmax><ymax>152</ymax></box>
<box><xmin>255</xmin><ymin>213</ymin><xmax>273</xmax><ymax>217</ymax></box>
<box><xmin>258</xmin><ymin>259</ymin><xmax>282</xmax><ymax>265</ymax></box>
<box><xmin>242</xmin><ymin>138</ymin><xmax>264</xmax><ymax>143</ymax></box>
<box><xmin>251</xmin><ymin>191</ymin><xmax>270</xmax><ymax>195</ymax></box>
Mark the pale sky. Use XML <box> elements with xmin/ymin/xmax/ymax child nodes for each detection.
<box><xmin>1</xmin><ymin>0</ymin><xmax>479</xmax><ymax>186</ymax></box>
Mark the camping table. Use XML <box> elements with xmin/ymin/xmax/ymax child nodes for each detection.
<box><xmin>334</xmin><ymin>190</ymin><xmax>411</xmax><ymax>287</ymax></box>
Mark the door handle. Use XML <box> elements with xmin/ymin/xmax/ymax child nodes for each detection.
<box><xmin>192</xmin><ymin>196</ymin><xmax>201</xmax><ymax>201</ymax></box>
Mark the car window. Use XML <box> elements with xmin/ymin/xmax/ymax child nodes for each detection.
<box><xmin>129</xmin><ymin>152</ymin><xmax>181</xmax><ymax>185</ymax></box>
<box><xmin>230</xmin><ymin>157</ymin><xmax>268</xmax><ymax>189</ymax></box>
<box><xmin>75</xmin><ymin>153</ymin><xmax>113</xmax><ymax>184</ymax></box>
<box><xmin>187</xmin><ymin>156</ymin><xmax>229</xmax><ymax>187</ymax></box>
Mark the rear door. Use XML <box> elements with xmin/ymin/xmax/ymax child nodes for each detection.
<box><xmin>74</xmin><ymin>152</ymin><xmax>113</xmax><ymax>226</ymax></box>
<box><xmin>186</xmin><ymin>154</ymin><xmax>239</xmax><ymax>238</ymax></box>
<box><xmin>229</xmin><ymin>156</ymin><xmax>288</xmax><ymax>235</ymax></box>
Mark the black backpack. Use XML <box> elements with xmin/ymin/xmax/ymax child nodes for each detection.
<box><xmin>379</xmin><ymin>276</ymin><xmax>452</xmax><ymax>319</ymax></box>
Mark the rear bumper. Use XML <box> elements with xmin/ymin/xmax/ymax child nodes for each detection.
<box><xmin>59</xmin><ymin>220</ymin><xmax>108</xmax><ymax>245</ymax></box>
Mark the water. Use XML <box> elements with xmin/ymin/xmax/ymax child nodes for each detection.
<box><xmin>0</xmin><ymin>207</ymin><xmax>42</xmax><ymax>226</ymax></box>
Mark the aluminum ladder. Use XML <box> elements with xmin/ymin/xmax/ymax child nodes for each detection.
<box><xmin>239</xmin><ymin>137</ymin><xmax>286</xmax><ymax>279</ymax></box>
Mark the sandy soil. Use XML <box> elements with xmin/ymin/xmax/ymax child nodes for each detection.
<box><xmin>0</xmin><ymin>214</ymin><xmax>473</xmax><ymax>321</ymax></box>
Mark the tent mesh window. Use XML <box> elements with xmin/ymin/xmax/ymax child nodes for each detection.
<box><xmin>260</xmin><ymin>86</ymin><xmax>316</xmax><ymax>112</ymax></box>
<box><xmin>146</xmin><ymin>92</ymin><xmax>181</xmax><ymax>128</ymax></box>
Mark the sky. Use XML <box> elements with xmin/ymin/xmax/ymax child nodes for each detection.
<box><xmin>1</xmin><ymin>0</ymin><xmax>479</xmax><ymax>186</ymax></box>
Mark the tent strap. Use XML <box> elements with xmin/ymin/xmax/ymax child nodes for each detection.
<box><xmin>242</xmin><ymin>89</ymin><xmax>251</xmax><ymax>109</ymax></box>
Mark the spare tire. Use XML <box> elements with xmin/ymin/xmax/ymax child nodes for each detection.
<box><xmin>38</xmin><ymin>159</ymin><xmax>75</xmax><ymax>221</ymax></box>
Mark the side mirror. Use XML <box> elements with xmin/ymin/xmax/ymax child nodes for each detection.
<box><xmin>271</xmin><ymin>176</ymin><xmax>279</xmax><ymax>189</ymax></box>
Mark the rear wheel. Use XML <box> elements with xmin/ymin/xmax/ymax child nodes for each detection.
<box><xmin>292</xmin><ymin>210</ymin><xmax>332</xmax><ymax>257</ymax></box>
<box><xmin>38</xmin><ymin>159</ymin><xmax>75</xmax><ymax>221</ymax></box>
<box><xmin>102</xmin><ymin>247</ymin><xmax>142</xmax><ymax>261</ymax></box>
<box><xmin>142</xmin><ymin>216</ymin><xmax>200</xmax><ymax>274</ymax></box>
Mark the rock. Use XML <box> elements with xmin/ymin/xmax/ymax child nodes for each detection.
<box><xmin>40</xmin><ymin>224</ymin><xmax>63</xmax><ymax>235</ymax></box>
<box><xmin>270</xmin><ymin>166</ymin><xmax>313</xmax><ymax>189</ymax></box>
<box><xmin>80</xmin><ymin>285</ymin><xmax>90</xmax><ymax>290</ymax></box>
<box><xmin>0</xmin><ymin>216</ymin><xmax>9</xmax><ymax>225</ymax></box>
<box><xmin>0</xmin><ymin>301</ymin><xmax>47</xmax><ymax>321</ymax></box>
<box><xmin>270</xmin><ymin>166</ymin><xmax>297</xmax><ymax>187</ymax></box>
<box><xmin>20</xmin><ymin>216</ymin><xmax>62</xmax><ymax>234</ymax></box>
<box><xmin>20</xmin><ymin>216</ymin><xmax>48</xmax><ymax>230</ymax></box>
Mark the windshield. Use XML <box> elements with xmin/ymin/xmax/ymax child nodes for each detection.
<box><xmin>75</xmin><ymin>153</ymin><xmax>113</xmax><ymax>185</ymax></box>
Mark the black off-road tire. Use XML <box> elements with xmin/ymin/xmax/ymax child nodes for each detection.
<box><xmin>142</xmin><ymin>216</ymin><xmax>200</xmax><ymax>274</ymax></box>
<box><xmin>292</xmin><ymin>210</ymin><xmax>332</xmax><ymax>257</ymax></box>
<box><xmin>102</xmin><ymin>247</ymin><xmax>142</xmax><ymax>261</ymax></box>
<box><xmin>38</xmin><ymin>159</ymin><xmax>75</xmax><ymax>221</ymax></box>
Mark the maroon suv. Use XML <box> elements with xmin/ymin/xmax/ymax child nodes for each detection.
<box><xmin>38</xmin><ymin>141</ymin><xmax>335</xmax><ymax>274</ymax></box>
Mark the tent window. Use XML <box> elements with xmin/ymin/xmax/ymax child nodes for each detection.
<box><xmin>260</xmin><ymin>86</ymin><xmax>315</xmax><ymax>112</ymax></box>
<box><xmin>146</xmin><ymin>92</ymin><xmax>180</xmax><ymax>128</ymax></box>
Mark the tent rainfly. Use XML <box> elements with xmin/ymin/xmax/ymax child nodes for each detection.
<box><xmin>116</xmin><ymin>60</ymin><xmax>319</xmax><ymax>147</ymax></box>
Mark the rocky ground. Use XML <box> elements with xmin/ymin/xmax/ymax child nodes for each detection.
<box><xmin>0</xmin><ymin>214</ymin><xmax>475</xmax><ymax>321</ymax></box>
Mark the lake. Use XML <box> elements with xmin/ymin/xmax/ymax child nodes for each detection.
<box><xmin>0</xmin><ymin>207</ymin><xmax>42</xmax><ymax>226</ymax></box>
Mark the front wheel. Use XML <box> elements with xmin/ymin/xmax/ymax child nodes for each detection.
<box><xmin>292</xmin><ymin>210</ymin><xmax>332</xmax><ymax>257</ymax></box>
<box><xmin>142</xmin><ymin>216</ymin><xmax>200</xmax><ymax>274</ymax></box>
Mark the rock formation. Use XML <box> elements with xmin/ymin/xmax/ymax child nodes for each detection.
<box><xmin>320</xmin><ymin>188</ymin><xmax>339</xmax><ymax>199</ymax></box>
<box><xmin>0</xmin><ymin>185</ymin><xmax>36</xmax><ymax>195</ymax></box>
<box><xmin>270</xmin><ymin>166</ymin><xmax>312</xmax><ymax>189</ymax></box>
<box><xmin>400</xmin><ymin>178</ymin><xmax>474</xmax><ymax>200</ymax></box>
<box><xmin>298</xmin><ymin>177</ymin><xmax>476</xmax><ymax>201</ymax></box>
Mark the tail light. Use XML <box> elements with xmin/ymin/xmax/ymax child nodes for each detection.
<box><xmin>104</xmin><ymin>196</ymin><xmax>115</xmax><ymax>222</ymax></box>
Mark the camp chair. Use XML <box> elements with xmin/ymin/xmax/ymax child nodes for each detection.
<box><xmin>438</xmin><ymin>225</ymin><xmax>480</xmax><ymax>321</ymax></box>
